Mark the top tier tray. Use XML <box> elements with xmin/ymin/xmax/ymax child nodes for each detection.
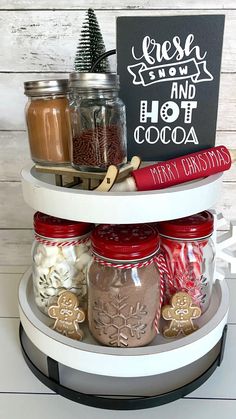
<box><xmin>21</xmin><ymin>166</ymin><xmax>222</xmax><ymax>224</ymax></box>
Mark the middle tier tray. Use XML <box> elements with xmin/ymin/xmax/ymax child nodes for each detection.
<box><xmin>21</xmin><ymin>166</ymin><xmax>222</xmax><ymax>223</ymax></box>
<box><xmin>19</xmin><ymin>269</ymin><xmax>229</xmax><ymax>378</ymax></box>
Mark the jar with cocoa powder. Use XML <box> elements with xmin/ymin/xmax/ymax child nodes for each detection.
<box><xmin>24</xmin><ymin>79</ymin><xmax>71</xmax><ymax>165</ymax></box>
<box><xmin>32</xmin><ymin>212</ymin><xmax>94</xmax><ymax>315</ymax></box>
<box><xmin>87</xmin><ymin>224</ymin><xmax>164</xmax><ymax>348</ymax></box>
<box><xmin>68</xmin><ymin>72</ymin><xmax>127</xmax><ymax>171</ymax></box>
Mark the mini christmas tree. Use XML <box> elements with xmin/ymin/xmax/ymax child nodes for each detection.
<box><xmin>74</xmin><ymin>8</ymin><xmax>110</xmax><ymax>73</ymax></box>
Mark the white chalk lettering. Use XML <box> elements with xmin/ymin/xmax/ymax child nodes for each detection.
<box><xmin>169</xmin><ymin>67</ymin><xmax>177</xmax><ymax>76</ymax></box>
<box><xmin>179</xmin><ymin>65</ymin><xmax>188</xmax><ymax>76</ymax></box>
<box><xmin>149</xmin><ymin>71</ymin><xmax>156</xmax><ymax>81</ymax></box>
<box><xmin>134</xmin><ymin>126</ymin><xmax>145</xmax><ymax>143</ymax></box>
<box><xmin>140</xmin><ymin>100</ymin><xmax>159</xmax><ymax>123</ymax></box>
<box><xmin>161</xmin><ymin>101</ymin><xmax>180</xmax><ymax>123</ymax></box>
<box><xmin>185</xmin><ymin>34</ymin><xmax>207</xmax><ymax>61</ymax></box>
<box><xmin>131</xmin><ymin>34</ymin><xmax>207</xmax><ymax>65</ymax></box>
<box><xmin>146</xmin><ymin>126</ymin><xmax>159</xmax><ymax>144</ymax></box>
<box><xmin>133</xmin><ymin>125</ymin><xmax>198</xmax><ymax>145</ymax></box>
<box><xmin>185</xmin><ymin>126</ymin><xmax>199</xmax><ymax>144</ymax></box>
<box><xmin>181</xmin><ymin>101</ymin><xmax>197</xmax><ymax>123</ymax></box>
<box><xmin>172</xmin><ymin>126</ymin><xmax>186</xmax><ymax>144</ymax></box>
<box><xmin>160</xmin><ymin>126</ymin><xmax>171</xmax><ymax>144</ymax></box>
<box><xmin>159</xmin><ymin>68</ymin><xmax>166</xmax><ymax>78</ymax></box>
<box><xmin>170</xmin><ymin>81</ymin><xmax>196</xmax><ymax>100</ymax></box>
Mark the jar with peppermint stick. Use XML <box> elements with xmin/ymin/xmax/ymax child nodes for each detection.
<box><xmin>32</xmin><ymin>212</ymin><xmax>94</xmax><ymax>315</ymax></box>
<box><xmin>87</xmin><ymin>223</ymin><xmax>169</xmax><ymax>348</ymax></box>
<box><xmin>68</xmin><ymin>72</ymin><xmax>127</xmax><ymax>171</ymax></box>
<box><xmin>156</xmin><ymin>211</ymin><xmax>215</xmax><ymax>313</ymax></box>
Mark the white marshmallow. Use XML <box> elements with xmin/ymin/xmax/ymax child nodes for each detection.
<box><xmin>33</xmin><ymin>252</ymin><xmax>43</xmax><ymax>266</ymax></box>
<box><xmin>35</xmin><ymin>243</ymin><xmax>45</xmax><ymax>255</ymax></box>
<box><xmin>40</xmin><ymin>255</ymin><xmax>58</xmax><ymax>268</ymax></box>
<box><xmin>75</xmin><ymin>244</ymin><xmax>88</xmax><ymax>258</ymax></box>
<box><xmin>41</xmin><ymin>245</ymin><xmax>59</xmax><ymax>257</ymax></box>
<box><xmin>75</xmin><ymin>253</ymin><xmax>92</xmax><ymax>271</ymax></box>
<box><xmin>46</xmin><ymin>287</ymin><xmax>58</xmax><ymax>297</ymax></box>
<box><xmin>33</xmin><ymin>266</ymin><xmax>49</xmax><ymax>281</ymax></box>
<box><xmin>34</xmin><ymin>241</ymin><xmax>92</xmax><ymax>314</ymax></box>
<box><xmin>61</xmin><ymin>246</ymin><xmax>77</xmax><ymax>263</ymax></box>
<box><xmin>49</xmin><ymin>261</ymin><xmax>74</xmax><ymax>288</ymax></box>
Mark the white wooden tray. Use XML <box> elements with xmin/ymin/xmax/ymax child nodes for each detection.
<box><xmin>21</xmin><ymin>166</ymin><xmax>222</xmax><ymax>223</ymax></box>
<box><xmin>18</xmin><ymin>269</ymin><xmax>229</xmax><ymax>378</ymax></box>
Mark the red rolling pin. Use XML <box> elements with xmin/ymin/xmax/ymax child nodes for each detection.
<box><xmin>111</xmin><ymin>146</ymin><xmax>232</xmax><ymax>192</ymax></box>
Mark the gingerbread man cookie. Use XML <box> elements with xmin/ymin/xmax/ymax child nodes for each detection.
<box><xmin>162</xmin><ymin>291</ymin><xmax>201</xmax><ymax>338</ymax></box>
<box><xmin>48</xmin><ymin>290</ymin><xmax>85</xmax><ymax>340</ymax></box>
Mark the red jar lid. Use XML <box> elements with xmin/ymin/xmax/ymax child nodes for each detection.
<box><xmin>91</xmin><ymin>224</ymin><xmax>160</xmax><ymax>261</ymax></box>
<box><xmin>156</xmin><ymin>211</ymin><xmax>214</xmax><ymax>239</ymax></box>
<box><xmin>34</xmin><ymin>212</ymin><xmax>94</xmax><ymax>239</ymax></box>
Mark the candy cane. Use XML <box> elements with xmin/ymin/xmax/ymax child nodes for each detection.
<box><xmin>161</xmin><ymin>237</ymin><xmax>209</xmax><ymax>307</ymax></box>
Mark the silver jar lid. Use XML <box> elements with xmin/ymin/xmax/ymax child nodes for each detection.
<box><xmin>69</xmin><ymin>72</ymin><xmax>119</xmax><ymax>90</ymax></box>
<box><xmin>24</xmin><ymin>79</ymin><xmax>69</xmax><ymax>96</ymax></box>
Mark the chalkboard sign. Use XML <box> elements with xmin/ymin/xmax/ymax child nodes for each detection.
<box><xmin>116</xmin><ymin>15</ymin><xmax>225</xmax><ymax>161</ymax></box>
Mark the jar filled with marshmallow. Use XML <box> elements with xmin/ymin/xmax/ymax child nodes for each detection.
<box><xmin>32</xmin><ymin>212</ymin><xmax>94</xmax><ymax>315</ymax></box>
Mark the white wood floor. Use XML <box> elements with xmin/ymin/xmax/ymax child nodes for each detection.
<box><xmin>0</xmin><ymin>267</ymin><xmax>236</xmax><ymax>418</ymax></box>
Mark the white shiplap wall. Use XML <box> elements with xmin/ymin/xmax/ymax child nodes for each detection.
<box><xmin>0</xmin><ymin>3</ymin><xmax>235</xmax><ymax>237</ymax></box>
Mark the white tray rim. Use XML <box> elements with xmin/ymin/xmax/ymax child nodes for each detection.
<box><xmin>21</xmin><ymin>166</ymin><xmax>222</xmax><ymax>223</ymax></box>
<box><xmin>19</xmin><ymin>268</ymin><xmax>229</xmax><ymax>377</ymax></box>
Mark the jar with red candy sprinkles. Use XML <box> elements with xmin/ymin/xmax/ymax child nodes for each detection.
<box><xmin>68</xmin><ymin>72</ymin><xmax>127</xmax><ymax>172</ymax></box>
<box><xmin>156</xmin><ymin>211</ymin><xmax>215</xmax><ymax>313</ymax></box>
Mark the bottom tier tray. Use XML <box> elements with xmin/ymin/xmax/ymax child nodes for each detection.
<box><xmin>18</xmin><ymin>269</ymin><xmax>229</xmax><ymax>410</ymax></box>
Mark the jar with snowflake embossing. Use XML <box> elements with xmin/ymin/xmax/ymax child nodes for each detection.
<box><xmin>87</xmin><ymin>223</ymin><xmax>168</xmax><ymax>348</ymax></box>
<box><xmin>156</xmin><ymin>211</ymin><xmax>215</xmax><ymax>312</ymax></box>
<box><xmin>32</xmin><ymin>212</ymin><xmax>94</xmax><ymax>315</ymax></box>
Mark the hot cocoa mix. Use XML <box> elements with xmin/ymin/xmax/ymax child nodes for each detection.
<box><xmin>88</xmin><ymin>262</ymin><xmax>160</xmax><ymax>347</ymax></box>
<box><xmin>26</xmin><ymin>97</ymin><xmax>71</xmax><ymax>165</ymax></box>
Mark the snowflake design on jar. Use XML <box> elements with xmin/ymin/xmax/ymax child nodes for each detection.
<box><xmin>92</xmin><ymin>294</ymin><xmax>147</xmax><ymax>347</ymax></box>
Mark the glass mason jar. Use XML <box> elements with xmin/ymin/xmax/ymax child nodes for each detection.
<box><xmin>24</xmin><ymin>79</ymin><xmax>71</xmax><ymax>165</ymax></box>
<box><xmin>32</xmin><ymin>212</ymin><xmax>94</xmax><ymax>315</ymax></box>
<box><xmin>156</xmin><ymin>211</ymin><xmax>215</xmax><ymax>313</ymax></box>
<box><xmin>68</xmin><ymin>72</ymin><xmax>127</xmax><ymax>171</ymax></box>
<box><xmin>87</xmin><ymin>224</ymin><xmax>161</xmax><ymax>347</ymax></box>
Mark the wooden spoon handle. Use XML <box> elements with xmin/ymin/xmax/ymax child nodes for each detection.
<box><xmin>95</xmin><ymin>165</ymin><xmax>119</xmax><ymax>192</ymax></box>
